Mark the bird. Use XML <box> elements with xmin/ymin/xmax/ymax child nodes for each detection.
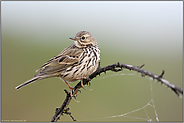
<box><xmin>15</xmin><ymin>31</ymin><xmax>100</xmax><ymax>97</ymax></box>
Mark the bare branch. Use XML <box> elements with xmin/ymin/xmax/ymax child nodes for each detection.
<box><xmin>51</xmin><ymin>62</ymin><xmax>183</xmax><ymax>122</ymax></box>
<box><xmin>51</xmin><ymin>90</ymin><xmax>72</xmax><ymax>122</ymax></box>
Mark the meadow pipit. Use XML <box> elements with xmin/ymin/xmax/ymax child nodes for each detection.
<box><xmin>15</xmin><ymin>31</ymin><xmax>100</xmax><ymax>96</ymax></box>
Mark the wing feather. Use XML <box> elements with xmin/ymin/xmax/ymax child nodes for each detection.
<box><xmin>35</xmin><ymin>45</ymin><xmax>83</xmax><ymax>75</ymax></box>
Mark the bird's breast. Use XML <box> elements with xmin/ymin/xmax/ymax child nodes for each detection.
<box><xmin>60</xmin><ymin>46</ymin><xmax>100</xmax><ymax>82</ymax></box>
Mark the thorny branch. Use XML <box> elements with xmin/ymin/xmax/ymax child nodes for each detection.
<box><xmin>51</xmin><ymin>62</ymin><xmax>183</xmax><ymax>122</ymax></box>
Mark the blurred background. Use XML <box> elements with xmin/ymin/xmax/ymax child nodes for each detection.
<box><xmin>1</xmin><ymin>1</ymin><xmax>183</xmax><ymax>122</ymax></box>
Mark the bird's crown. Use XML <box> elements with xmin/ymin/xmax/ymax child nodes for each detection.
<box><xmin>70</xmin><ymin>31</ymin><xmax>97</xmax><ymax>48</ymax></box>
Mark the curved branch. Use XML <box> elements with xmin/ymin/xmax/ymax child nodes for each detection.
<box><xmin>51</xmin><ymin>62</ymin><xmax>183</xmax><ymax>122</ymax></box>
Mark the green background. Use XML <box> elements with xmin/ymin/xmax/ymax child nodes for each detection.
<box><xmin>1</xmin><ymin>1</ymin><xmax>183</xmax><ymax>122</ymax></box>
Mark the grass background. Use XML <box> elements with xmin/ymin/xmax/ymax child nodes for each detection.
<box><xmin>1</xmin><ymin>1</ymin><xmax>183</xmax><ymax>122</ymax></box>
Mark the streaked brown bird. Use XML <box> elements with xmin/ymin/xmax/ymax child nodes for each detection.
<box><xmin>15</xmin><ymin>31</ymin><xmax>100</xmax><ymax>96</ymax></box>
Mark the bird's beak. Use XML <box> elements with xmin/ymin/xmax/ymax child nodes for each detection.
<box><xmin>70</xmin><ymin>37</ymin><xmax>77</xmax><ymax>41</ymax></box>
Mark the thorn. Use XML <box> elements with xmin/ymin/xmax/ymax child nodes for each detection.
<box><xmin>64</xmin><ymin>89</ymin><xmax>69</xmax><ymax>95</ymax></box>
<box><xmin>117</xmin><ymin>62</ymin><xmax>120</xmax><ymax>67</ymax></box>
<box><xmin>138</xmin><ymin>64</ymin><xmax>145</xmax><ymax>68</ymax></box>
<box><xmin>157</xmin><ymin>80</ymin><xmax>163</xmax><ymax>85</ymax></box>
<box><xmin>158</xmin><ymin>70</ymin><xmax>165</xmax><ymax>78</ymax></box>
<box><xmin>55</xmin><ymin>107</ymin><xmax>59</xmax><ymax>113</ymax></box>
<box><xmin>141</xmin><ymin>73</ymin><xmax>145</xmax><ymax>77</ymax></box>
<box><xmin>171</xmin><ymin>88</ymin><xmax>179</xmax><ymax>96</ymax></box>
<box><xmin>104</xmin><ymin>71</ymin><xmax>106</xmax><ymax>74</ymax></box>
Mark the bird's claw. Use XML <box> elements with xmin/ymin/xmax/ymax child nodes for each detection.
<box><xmin>82</xmin><ymin>86</ymin><xmax>93</xmax><ymax>91</ymax></box>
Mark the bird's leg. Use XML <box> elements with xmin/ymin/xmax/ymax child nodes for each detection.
<box><xmin>64</xmin><ymin>81</ymin><xmax>80</xmax><ymax>102</ymax></box>
<box><xmin>64</xmin><ymin>81</ymin><xmax>74</xmax><ymax>97</ymax></box>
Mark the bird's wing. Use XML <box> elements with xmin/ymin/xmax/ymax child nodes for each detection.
<box><xmin>35</xmin><ymin>45</ymin><xmax>83</xmax><ymax>74</ymax></box>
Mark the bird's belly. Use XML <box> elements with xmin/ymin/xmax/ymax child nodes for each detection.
<box><xmin>60</xmin><ymin>61</ymin><xmax>99</xmax><ymax>82</ymax></box>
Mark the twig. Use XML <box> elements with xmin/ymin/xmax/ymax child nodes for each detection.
<box><xmin>51</xmin><ymin>90</ymin><xmax>72</xmax><ymax>122</ymax></box>
<box><xmin>51</xmin><ymin>62</ymin><xmax>183</xmax><ymax>122</ymax></box>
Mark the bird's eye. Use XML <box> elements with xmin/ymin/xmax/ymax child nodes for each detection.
<box><xmin>81</xmin><ymin>36</ymin><xmax>85</xmax><ymax>40</ymax></box>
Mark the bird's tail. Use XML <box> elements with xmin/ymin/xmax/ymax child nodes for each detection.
<box><xmin>15</xmin><ymin>76</ymin><xmax>41</xmax><ymax>90</ymax></box>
